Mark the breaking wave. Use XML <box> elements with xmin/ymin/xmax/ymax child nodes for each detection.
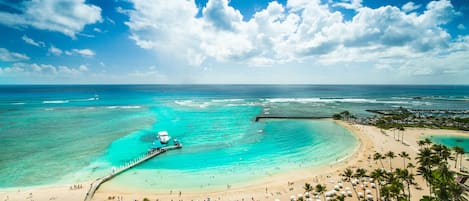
<box><xmin>43</xmin><ymin>100</ymin><xmax>69</xmax><ymax>104</ymax></box>
<box><xmin>106</xmin><ymin>106</ymin><xmax>142</xmax><ymax>109</ymax></box>
<box><xmin>264</xmin><ymin>98</ymin><xmax>409</xmax><ymax>104</ymax></box>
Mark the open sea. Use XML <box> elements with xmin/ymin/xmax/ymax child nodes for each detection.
<box><xmin>0</xmin><ymin>85</ymin><xmax>468</xmax><ymax>190</ymax></box>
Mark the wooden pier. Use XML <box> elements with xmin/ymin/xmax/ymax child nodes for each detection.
<box><xmin>84</xmin><ymin>145</ymin><xmax>182</xmax><ymax>201</ymax></box>
<box><xmin>254</xmin><ymin>116</ymin><xmax>330</xmax><ymax>122</ymax></box>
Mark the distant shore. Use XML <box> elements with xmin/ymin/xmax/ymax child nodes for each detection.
<box><xmin>1</xmin><ymin>120</ymin><xmax>468</xmax><ymax>201</ymax></box>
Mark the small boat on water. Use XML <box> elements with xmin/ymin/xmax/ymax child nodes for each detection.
<box><xmin>157</xmin><ymin>131</ymin><xmax>171</xmax><ymax>144</ymax></box>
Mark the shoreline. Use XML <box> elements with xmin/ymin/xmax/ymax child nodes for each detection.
<box><xmin>1</xmin><ymin>121</ymin><xmax>468</xmax><ymax>201</ymax></box>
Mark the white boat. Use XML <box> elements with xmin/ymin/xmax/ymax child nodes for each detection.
<box><xmin>157</xmin><ymin>131</ymin><xmax>171</xmax><ymax>144</ymax></box>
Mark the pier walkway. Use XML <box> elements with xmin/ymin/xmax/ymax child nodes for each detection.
<box><xmin>84</xmin><ymin>145</ymin><xmax>182</xmax><ymax>201</ymax></box>
<box><xmin>255</xmin><ymin>116</ymin><xmax>330</xmax><ymax>122</ymax></box>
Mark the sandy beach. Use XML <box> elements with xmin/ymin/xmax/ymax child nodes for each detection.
<box><xmin>1</xmin><ymin>121</ymin><xmax>467</xmax><ymax>201</ymax></box>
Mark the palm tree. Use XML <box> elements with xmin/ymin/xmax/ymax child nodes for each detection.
<box><xmin>396</xmin><ymin>168</ymin><xmax>415</xmax><ymax>200</ymax></box>
<box><xmin>389</xmin><ymin>179</ymin><xmax>405</xmax><ymax>201</ymax></box>
<box><xmin>418</xmin><ymin>140</ymin><xmax>426</xmax><ymax>147</ymax></box>
<box><xmin>424</xmin><ymin>138</ymin><xmax>432</xmax><ymax>147</ymax></box>
<box><xmin>341</xmin><ymin>168</ymin><xmax>353</xmax><ymax>182</ymax></box>
<box><xmin>441</xmin><ymin>145</ymin><xmax>452</xmax><ymax>163</ymax></box>
<box><xmin>407</xmin><ymin>162</ymin><xmax>415</xmax><ymax>174</ymax></box>
<box><xmin>303</xmin><ymin>182</ymin><xmax>313</xmax><ymax>194</ymax></box>
<box><xmin>341</xmin><ymin>168</ymin><xmax>358</xmax><ymax>198</ymax></box>
<box><xmin>385</xmin><ymin>151</ymin><xmax>395</xmax><ymax>170</ymax></box>
<box><xmin>398</xmin><ymin>126</ymin><xmax>405</xmax><ymax>143</ymax></box>
<box><xmin>374</xmin><ymin>152</ymin><xmax>385</xmax><ymax>169</ymax></box>
<box><xmin>370</xmin><ymin>169</ymin><xmax>385</xmax><ymax>201</ymax></box>
<box><xmin>380</xmin><ymin>185</ymin><xmax>392</xmax><ymax>201</ymax></box>
<box><xmin>354</xmin><ymin>168</ymin><xmax>367</xmax><ymax>181</ymax></box>
<box><xmin>453</xmin><ymin>146</ymin><xmax>465</xmax><ymax>170</ymax></box>
<box><xmin>417</xmin><ymin>164</ymin><xmax>433</xmax><ymax>195</ymax></box>
<box><xmin>399</xmin><ymin>151</ymin><xmax>410</xmax><ymax>168</ymax></box>
<box><xmin>420</xmin><ymin>195</ymin><xmax>437</xmax><ymax>201</ymax></box>
<box><xmin>417</xmin><ymin>147</ymin><xmax>434</xmax><ymax>195</ymax></box>
<box><xmin>315</xmin><ymin>184</ymin><xmax>327</xmax><ymax>201</ymax></box>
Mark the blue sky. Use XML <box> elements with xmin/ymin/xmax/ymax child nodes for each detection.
<box><xmin>0</xmin><ymin>0</ymin><xmax>468</xmax><ymax>84</ymax></box>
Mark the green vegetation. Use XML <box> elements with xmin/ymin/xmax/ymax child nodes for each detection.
<box><xmin>302</xmin><ymin>140</ymin><xmax>467</xmax><ymax>201</ymax></box>
<box><xmin>336</xmin><ymin>108</ymin><xmax>469</xmax><ymax>131</ymax></box>
<box><xmin>416</xmin><ymin>140</ymin><xmax>467</xmax><ymax>200</ymax></box>
<box><xmin>332</xmin><ymin>113</ymin><xmax>342</xmax><ymax>120</ymax></box>
<box><xmin>332</xmin><ymin>111</ymin><xmax>355</xmax><ymax>120</ymax></box>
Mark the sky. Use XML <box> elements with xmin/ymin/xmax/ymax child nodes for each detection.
<box><xmin>0</xmin><ymin>0</ymin><xmax>468</xmax><ymax>84</ymax></box>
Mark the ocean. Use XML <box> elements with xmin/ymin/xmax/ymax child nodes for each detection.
<box><xmin>1</xmin><ymin>85</ymin><xmax>468</xmax><ymax>190</ymax></box>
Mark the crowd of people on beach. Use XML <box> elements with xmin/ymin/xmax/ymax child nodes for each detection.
<box><xmin>69</xmin><ymin>184</ymin><xmax>83</xmax><ymax>190</ymax></box>
<box><xmin>107</xmin><ymin>195</ymin><xmax>123</xmax><ymax>200</ymax></box>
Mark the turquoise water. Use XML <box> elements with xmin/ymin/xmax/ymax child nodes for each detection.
<box><xmin>1</xmin><ymin>85</ymin><xmax>468</xmax><ymax>189</ymax></box>
<box><xmin>102</xmin><ymin>119</ymin><xmax>357</xmax><ymax>191</ymax></box>
<box><xmin>429</xmin><ymin>135</ymin><xmax>469</xmax><ymax>153</ymax></box>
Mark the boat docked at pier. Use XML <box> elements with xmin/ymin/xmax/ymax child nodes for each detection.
<box><xmin>157</xmin><ymin>131</ymin><xmax>171</xmax><ymax>144</ymax></box>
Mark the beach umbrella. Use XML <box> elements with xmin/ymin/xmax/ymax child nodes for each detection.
<box><xmin>358</xmin><ymin>192</ymin><xmax>364</xmax><ymax>198</ymax></box>
<box><xmin>346</xmin><ymin>191</ymin><xmax>353</xmax><ymax>197</ymax></box>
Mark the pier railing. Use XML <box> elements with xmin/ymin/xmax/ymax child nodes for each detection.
<box><xmin>84</xmin><ymin>145</ymin><xmax>182</xmax><ymax>201</ymax></box>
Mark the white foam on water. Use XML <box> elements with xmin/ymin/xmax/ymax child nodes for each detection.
<box><xmin>211</xmin><ymin>99</ymin><xmax>244</xmax><ymax>103</ymax></box>
<box><xmin>43</xmin><ymin>100</ymin><xmax>69</xmax><ymax>104</ymax></box>
<box><xmin>72</xmin><ymin>97</ymin><xmax>98</xmax><ymax>102</ymax></box>
<box><xmin>174</xmin><ymin>100</ymin><xmax>210</xmax><ymax>108</ymax></box>
<box><xmin>106</xmin><ymin>105</ymin><xmax>142</xmax><ymax>109</ymax></box>
<box><xmin>265</xmin><ymin>98</ymin><xmax>409</xmax><ymax>104</ymax></box>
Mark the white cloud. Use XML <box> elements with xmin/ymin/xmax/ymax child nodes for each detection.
<box><xmin>0</xmin><ymin>0</ymin><xmax>102</xmax><ymax>38</ymax></box>
<box><xmin>48</xmin><ymin>45</ymin><xmax>63</xmax><ymax>56</ymax></box>
<box><xmin>402</xmin><ymin>2</ymin><xmax>421</xmax><ymax>13</ymax></box>
<box><xmin>458</xmin><ymin>24</ymin><xmax>466</xmax><ymax>30</ymax></box>
<box><xmin>78</xmin><ymin>64</ymin><xmax>89</xmax><ymax>72</ymax></box>
<box><xmin>202</xmin><ymin>0</ymin><xmax>243</xmax><ymax>31</ymax></box>
<box><xmin>125</xmin><ymin>0</ymin><xmax>466</xmax><ymax>79</ymax></box>
<box><xmin>116</xmin><ymin>6</ymin><xmax>130</xmax><ymax>15</ymax></box>
<box><xmin>0</xmin><ymin>63</ymin><xmax>88</xmax><ymax>77</ymax></box>
<box><xmin>333</xmin><ymin>0</ymin><xmax>363</xmax><ymax>10</ymax></box>
<box><xmin>72</xmin><ymin>49</ymin><xmax>95</xmax><ymax>57</ymax></box>
<box><xmin>21</xmin><ymin>35</ymin><xmax>45</xmax><ymax>47</ymax></box>
<box><xmin>0</xmin><ymin>48</ymin><xmax>30</xmax><ymax>61</ymax></box>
